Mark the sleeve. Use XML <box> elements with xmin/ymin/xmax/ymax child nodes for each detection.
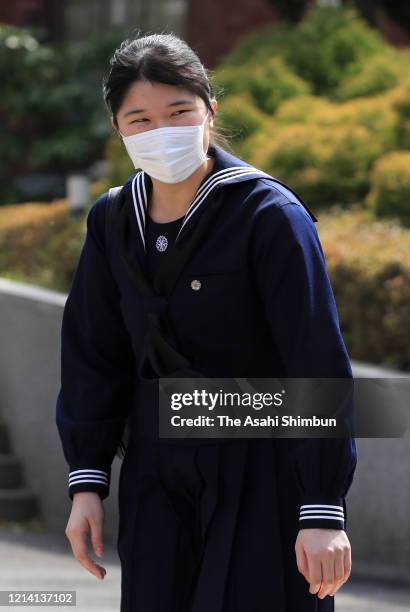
<box><xmin>55</xmin><ymin>193</ymin><xmax>136</xmax><ymax>501</ymax></box>
<box><xmin>250</xmin><ymin>199</ymin><xmax>358</xmax><ymax>530</ymax></box>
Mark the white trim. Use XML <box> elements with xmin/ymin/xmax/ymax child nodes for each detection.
<box><xmin>69</xmin><ymin>478</ymin><xmax>109</xmax><ymax>486</ymax></box>
<box><xmin>300</xmin><ymin>515</ymin><xmax>345</xmax><ymax>521</ymax></box>
<box><xmin>69</xmin><ymin>469</ymin><xmax>108</xmax><ymax>476</ymax></box>
<box><xmin>177</xmin><ymin>168</ymin><xmax>271</xmax><ymax>239</ymax></box>
<box><xmin>69</xmin><ymin>469</ymin><xmax>109</xmax><ymax>486</ymax></box>
<box><xmin>300</xmin><ymin>503</ymin><xmax>345</xmax><ymax>522</ymax></box>
<box><xmin>132</xmin><ymin>173</ymin><xmax>146</xmax><ymax>250</ymax></box>
<box><xmin>130</xmin><ymin>165</ymin><xmax>272</xmax><ymax>252</ymax></box>
<box><xmin>181</xmin><ymin>166</ymin><xmax>267</xmax><ymax>215</ymax></box>
<box><xmin>301</xmin><ymin>504</ymin><xmax>344</xmax><ymax>510</ymax></box>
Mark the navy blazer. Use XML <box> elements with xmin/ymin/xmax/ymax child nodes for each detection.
<box><xmin>56</xmin><ymin>143</ymin><xmax>357</xmax><ymax>531</ymax></box>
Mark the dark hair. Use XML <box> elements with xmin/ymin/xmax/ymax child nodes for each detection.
<box><xmin>102</xmin><ymin>31</ymin><xmax>232</xmax><ymax>150</ymax></box>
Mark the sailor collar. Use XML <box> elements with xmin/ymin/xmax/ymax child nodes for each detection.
<box><xmin>123</xmin><ymin>143</ymin><xmax>317</xmax><ymax>253</ymax></box>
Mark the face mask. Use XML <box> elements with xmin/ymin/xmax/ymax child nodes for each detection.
<box><xmin>119</xmin><ymin>111</ymin><xmax>210</xmax><ymax>183</ymax></box>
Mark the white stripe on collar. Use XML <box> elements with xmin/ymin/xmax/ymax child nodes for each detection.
<box><xmin>130</xmin><ymin>165</ymin><xmax>271</xmax><ymax>251</ymax></box>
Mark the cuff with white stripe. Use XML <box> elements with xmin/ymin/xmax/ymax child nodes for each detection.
<box><xmin>68</xmin><ymin>468</ymin><xmax>110</xmax><ymax>501</ymax></box>
<box><xmin>298</xmin><ymin>499</ymin><xmax>345</xmax><ymax>530</ymax></box>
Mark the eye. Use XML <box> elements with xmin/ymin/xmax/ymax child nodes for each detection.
<box><xmin>129</xmin><ymin>110</ymin><xmax>190</xmax><ymax>124</ymax></box>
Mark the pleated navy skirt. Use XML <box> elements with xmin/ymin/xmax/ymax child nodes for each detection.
<box><xmin>116</xmin><ymin>434</ymin><xmax>335</xmax><ymax>612</ymax></box>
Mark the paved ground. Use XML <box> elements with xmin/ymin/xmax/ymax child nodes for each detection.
<box><xmin>0</xmin><ymin>523</ymin><xmax>409</xmax><ymax>611</ymax></box>
<box><xmin>0</xmin><ymin>522</ymin><xmax>120</xmax><ymax>611</ymax></box>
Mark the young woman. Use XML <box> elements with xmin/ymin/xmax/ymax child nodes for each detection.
<box><xmin>56</xmin><ymin>33</ymin><xmax>357</xmax><ymax>612</ymax></box>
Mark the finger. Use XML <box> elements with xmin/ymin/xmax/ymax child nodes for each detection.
<box><xmin>342</xmin><ymin>543</ymin><xmax>352</xmax><ymax>585</ymax></box>
<box><xmin>329</xmin><ymin>551</ymin><xmax>345</xmax><ymax>596</ymax></box>
<box><xmin>308</xmin><ymin>556</ymin><xmax>322</xmax><ymax>595</ymax></box>
<box><xmin>317</xmin><ymin>555</ymin><xmax>334</xmax><ymax>599</ymax></box>
<box><xmin>295</xmin><ymin>540</ymin><xmax>310</xmax><ymax>581</ymax></box>
<box><xmin>76</xmin><ymin>549</ymin><xmax>107</xmax><ymax>580</ymax></box>
<box><xmin>69</xmin><ymin>530</ymin><xmax>106</xmax><ymax>580</ymax></box>
<box><xmin>89</xmin><ymin>514</ymin><xmax>104</xmax><ymax>558</ymax></box>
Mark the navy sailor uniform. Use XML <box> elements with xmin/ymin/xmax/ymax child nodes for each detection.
<box><xmin>56</xmin><ymin>142</ymin><xmax>357</xmax><ymax>611</ymax></box>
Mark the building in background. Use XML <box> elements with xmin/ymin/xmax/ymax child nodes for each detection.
<box><xmin>0</xmin><ymin>1</ymin><xmax>188</xmax><ymax>46</ymax></box>
<box><xmin>0</xmin><ymin>0</ymin><xmax>408</xmax><ymax>68</ymax></box>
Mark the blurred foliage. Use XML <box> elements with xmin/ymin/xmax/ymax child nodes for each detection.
<box><xmin>281</xmin><ymin>5</ymin><xmax>388</xmax><ymax>97</ymax></box>
<box><xmin>319</xmin><ymin>206</ymin><xmax>410</xmax><ymax>371</ymax></box>
<box><xmin>214</xmin><ymin>57</ymin><xmax>311</xmax><ymax>114</ymax></box>
<box><xmin>334</xmin><ymin>50</ymin><xmax>405</xmax><ymax>101</ymax></box>
<box><xmin>0</xmin><ymin>23</ymin><xmax>124</xmax><ymax>202</ymax></box>
<box><xmin>391</xmin><ymin>82</ymin><xmax>410</xmax><ymax>150</ymax></box>
<box><xmin>206</xmin><ymin>3</ymin><xmax>410</xmax><ymax>224</ymax></box>
<box><xmin>217</xmin><ymin>5</ymin><xmax>388</xmax><ymax>97</ymax></box>
<box><xmin>1</xmin><ymin>199</ymin><xmax>409</xmax><ymax>370</ymax></box>
<box><xmin>237</xmin><ymin>88</ymin><xmax>402</xmax><ymax>207</ymax></box>
<box><xmin>366</xmin><ymin>151</ymin><xmax>410</xmax><ymax>226</ymax></box>
<box><xmin>216</xmin><ymin>92</ymin><xmax>273</xmax><ymax>145</ymax></box>
<box><xmin>0</xmin><ymin>199</ymin><xmax>86</xmax><ymax>292</ymax></box>
<box><xmin>104</xmin><ymin>132</ymin><xmax>134</xmax><ymax>189</ymax></box>
<box><xmin>267</xmin><ymin>0</ymin><xmax>410</xmax><ymax>30</ymax></box>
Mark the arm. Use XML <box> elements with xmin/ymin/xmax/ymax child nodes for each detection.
<box><xmin>56</xmin><ymin>192</ymin><xmax>136</xmax><ymax>501</ymax></box>
<box><xmin>250</xmin><ymin>199</ymin><xmax>357</xmax><ymax>531</ymax></box>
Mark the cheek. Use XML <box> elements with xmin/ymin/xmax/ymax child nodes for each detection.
<box><xmin>203</xmin><ymin>127</ymin><xmax>211</xmax><ymax>149</ymax></box>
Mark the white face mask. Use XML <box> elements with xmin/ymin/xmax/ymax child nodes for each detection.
<box><xmin>119</xmin><ymin>111</ymin><xmax>210</xmax><ymax>183</ymax></box>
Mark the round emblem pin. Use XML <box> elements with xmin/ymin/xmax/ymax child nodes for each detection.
<box><xmin>191</xmin><ymin>279</ymin><xmax>202</xmax><ymax>291</ymax></box>
<box><xmin>156</xmin><ymin>235</ymin><xmax>168</xmax><ymax>252</ymax></box>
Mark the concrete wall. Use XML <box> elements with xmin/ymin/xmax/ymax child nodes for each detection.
<box><xmin>0</xmin><ymin>278</ymin><xmax>121</xmax><ymax>545</ymax></box>
<box><xmin>0</xmin><ymin>278</ymin><xmax>409</xmax><ymax>580</ymax></box>
<box><xmin>342</xmin><ymin>361</ymin><xmax>410</xmax><ymax>584</ymax></box>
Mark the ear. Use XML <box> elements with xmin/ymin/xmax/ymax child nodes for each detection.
<box><xmin>210</xmin><ymin>98</ymin><xmax>218</xmax><ymax>126</ymax></box>
<box><xmin>110</xmin><ymin>115</ymin><xmax>123</xmax><ymax>139</ymax></box>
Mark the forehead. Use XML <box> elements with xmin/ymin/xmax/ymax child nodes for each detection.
<box><xmin>119</xmin><ymin>80</ymin><xmax>201</xmax><ymax>114</ymax></box>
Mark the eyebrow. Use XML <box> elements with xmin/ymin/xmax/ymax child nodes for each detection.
<box><xmin>123</xmin><ymin>98</ymin><xmax>195</xmax><ymax>118</ymax></box>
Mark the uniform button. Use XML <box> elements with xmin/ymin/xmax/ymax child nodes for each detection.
<box><xmin>190</xmin><ymin>279</ymin><xmax>202</xmax><ymax>291</ymax></box>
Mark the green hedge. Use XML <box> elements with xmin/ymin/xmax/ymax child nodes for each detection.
<box><xmin>215</xmin><ymin>56</ymin><xmax>311</xmax><ymax>115</ymax></box>
<box><xmin>218</xmin><ymin>5</ymin><xmax>388</xmax><ymax>98</ymax></box>
<box><xmin>319</xmin><ymin>207</ymin><xmax>410</xmax><ymax>371</ymax></box>
<box><xmin>366</xmin><ymin>151</ymin><xmax>410</xmax><ymax>227</ymax></box>
<box><xmin>215</xmin><ymin>92</ymin><xmax>270</xmax><ymax>144</ymax></box>
<box><xmin>334</xmin><ymin>51</ymin><xmax>405</xmax><ymax>101</ymax></box>
<box><xmin>0</xmin><ymin>24</ymin><xmax>124</xmax><ymax>203</ymax></box>
<box><xmin>1</xmin><ymin>201</ymin><xmax>408</xmax><ymax>371</ymax></box>
<box><xmin>239</xmin><ymin>114</ymin><xmax>388</xmax><ymax>207</ymax></box>
<box><xmin>0</xmin><ymin>200</ymin><xmax>85</xmax><ymax>292</ymax></box>
<box><xmin>211</xmin><ymin>4</ymin><xmax>410</xmax><ymax>223</ymax></box>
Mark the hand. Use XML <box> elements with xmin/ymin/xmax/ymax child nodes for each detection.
<box><xmin>295</xmin><ymin>528</ymin><xmax>351</xmax><ymax>599</ymax></box>
<box><xmin>65</xmin><ymin>492</ymin><xmax>107</xmax><ymax>580</ymax></box>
